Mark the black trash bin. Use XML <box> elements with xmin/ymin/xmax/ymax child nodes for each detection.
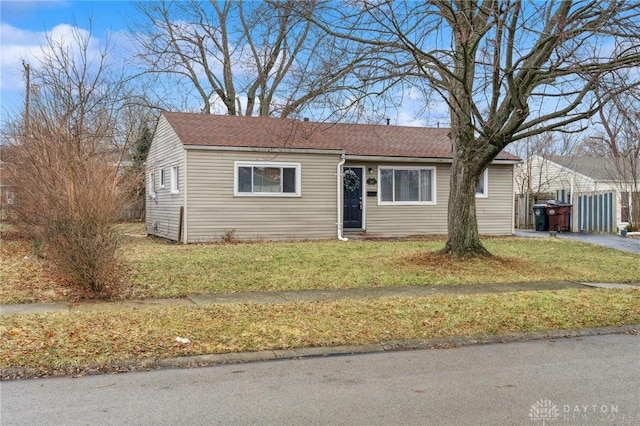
<box><xmin>533</xmin><ymin>204</ymin><xmax>548</xmax><ymax>231</ymax></box>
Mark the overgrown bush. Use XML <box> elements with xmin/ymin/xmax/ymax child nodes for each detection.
<box><xmin>1</xmin><ymin>25</ymin><xmax>149</xmax><ymax>298</ymax></box>
<box><xmin>4</xmin><ymin>136</ymin><xmax>135</xmax><ymax>296</ymax></box>
<box><xmin>46</xmin><ymin>219</ymin><xmax>121</xmax><ymax>295</ymax></box>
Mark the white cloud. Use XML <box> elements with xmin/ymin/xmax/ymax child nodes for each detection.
<box><xmin>0</xmin><ymin>22</ymin><xmax>131</xmax><ymax>120</ymax></box>
<box><xmin>0</xmin><ymin>23</ymin><xmax>47</xmax><ymax>92</ymax></box>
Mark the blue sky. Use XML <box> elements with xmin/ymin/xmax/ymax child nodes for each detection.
<box><xmin>1</xmin><ymin>0</ymin><xmax>134</xmax><ymax>32</ymax></box>
<box><xmin>0</xmin><ymin>0</ymin><xmax>447</xmax><ymax>126</ymax></box>
<box><xmin>0</xmin><ymin>1</ymin><xmax>138</xmax><ymax>121</ymax></box>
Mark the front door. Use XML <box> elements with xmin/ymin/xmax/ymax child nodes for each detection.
<box><xmin>343</xmin><ymin>167</ymin><xmax>363</xmax><ymax>229</ymax></box>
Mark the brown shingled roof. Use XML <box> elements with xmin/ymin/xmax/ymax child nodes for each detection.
<box><xmin>544</xmin><ymin>155</ymin><xmax>638</xmax><ymax>181</ymax></box>
<box><xmin>162</xmin><ymin>112</ymin><xmax>519</xmax><ymax>161</ymax></box>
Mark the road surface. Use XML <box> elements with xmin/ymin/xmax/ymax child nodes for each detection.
<box><xmin>1</xmin><ymin>333</ymin><xmax>638</xmax><ymax>425</ymax></box>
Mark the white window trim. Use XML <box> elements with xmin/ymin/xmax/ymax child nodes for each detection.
<box><xmin>234</xmin><ymin>161</ymin><xmax>302</xmax><ymax>197</ymax></box>
<box><xmin>377</xmin><ymin>165</ymin><xmax>437</xmax><ymax>205</ymax></box>
<box><xmin>159</xmin><ymin>168</ymin><xmax>166</xmax><ymax>189</ymax></box>
<box><xmin>170</xmin><ymin>165</ymin><xmax>179</xmax><ymax>194</ymax></box>
<box><xmin>476</xmin><ymin>169</ymin><xmax>489</xmax><ymax>198</ymax></box>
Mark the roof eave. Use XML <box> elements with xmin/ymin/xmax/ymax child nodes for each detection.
<box><xmin>345</xmin><ymin>154</ymin><xmax>521</xmax><ymax>164</ymax></box>
<box><xmin>345</xmin><ymin>154</ymin><xmax>452</xmax><ymax>163</ymax></box>
<box><xmin>183</xmin><ymin>144</ymin><xmax>345</xmax><ymax>156</ymax></box>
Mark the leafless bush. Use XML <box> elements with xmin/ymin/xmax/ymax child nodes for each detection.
<box><xmin>2</xmin><ymin>23</ymin><xmax>149</xmax><ymax>298</ymax></box>
<box><xmin>221</xmin><ymin>229</ymin><xmax>237</xmax><ymax>243</ymax></box>
<box><xmin>5</xmin><ymin>128</ymin><xmax>137</xmax><ymax>296</ymax></box>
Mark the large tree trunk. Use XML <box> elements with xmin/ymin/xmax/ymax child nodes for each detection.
<box><xmin>439</xmin><ymin>151</ymin><xmax>492</xmax><ymax>259</ymax></box>
<box><xmin>438</xmin><ymin>78</ymin><xmax>494</xmax><ymax>258</ymax></box>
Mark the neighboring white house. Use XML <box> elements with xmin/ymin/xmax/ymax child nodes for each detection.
<box><xmin>146</xmin><ymin>112</ymin><xmax>521</xmax><ymax>243</ymax></box>
<box><xmin>516</xmin><ymin>155</ymin><xmax>639</xmax><ymax>231</ymax></box>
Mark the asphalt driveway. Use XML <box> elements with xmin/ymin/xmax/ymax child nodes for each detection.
<box><xmin>514</xmin><ymin>229</ymin><xmax>640</xmax><ymax>254</ymax></box>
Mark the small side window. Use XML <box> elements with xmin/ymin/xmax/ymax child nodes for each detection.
<box><xmin>6</xmin><ymin>189</ymin><xmax>14</xmax><ymax>205</ymax></box>
<box><xmin>476</xmin><ymin>169</ymin><xmax>488</xmax><ymax>198</ymax></box>
<box><xmin>159</xmin><ymin>168</ymin><xmax>165</xmax><ymax>188</ymax></box>
<box><xmin>150</xmin><ymin>172</ymin><xmax>157</xmax><ymax>194</ymax></box>
<box><xmin>171</xmin><ymin>166</ymin><xmax>179</xmax><ymax>193</ymax></box>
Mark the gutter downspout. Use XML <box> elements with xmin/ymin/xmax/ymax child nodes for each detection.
<box><xmin>337</xmin><ymin>155</ymin><xmax>348</xmax><ymax>241</ymax></box>
<box><xmin>182</xmin><ymin>148</ymin><xmax>188</xmax><ymax>244</ymax></box>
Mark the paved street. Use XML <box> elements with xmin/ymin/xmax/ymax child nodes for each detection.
<box><xmin>2</xmin><ymin>333</ymin><xmax>638</xmax><ymax>425</ymax></box>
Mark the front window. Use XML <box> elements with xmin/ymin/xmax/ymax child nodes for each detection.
<box><xmin>235</xmin><ymin>162</ymin><xmax>301</xmax><ymax>196</ymax></box>
<box><xmin>379</xmin><ymin>167</ymin><xmax>435</xmax><ymax>204</ymax></box>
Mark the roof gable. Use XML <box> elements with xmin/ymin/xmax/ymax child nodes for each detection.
<box><xmin>162</xmin><ymin>112</ymin><xmax>519</xmax><ymax>161</ymax></box>
<box><xmin>544</xmin><ymin>155</ymin><xmax>638</xmax><ymax>181</ymax></box>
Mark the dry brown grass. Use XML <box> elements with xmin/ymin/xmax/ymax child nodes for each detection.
<box><xmin>399</xmin><ymin>251</ymin><xmax>543</xmax><ymax>279</ymax></box>
<box><xmin>0</xmin><ymin>240</ymin><xmax>68</xmax><ymax>304</ymax></box>
<box><xmin>1</xmin><ymin>288</ymin><xmax>638</xmax><ymax>379</ymax></box>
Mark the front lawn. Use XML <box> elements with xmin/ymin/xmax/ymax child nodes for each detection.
<box><xmin>124</xmin><ymin>235</ymin><xmax>640</xmax><ymax>298</ymax></box>
<box><xmin>1</xmin><ymin>228</ymin><xmax>639</xmax><ymax>304</ymax></box>
<box><xmin>2</xmin><ymin>288</ymin><xmax>638</xmax><ymax>379</ymax></box>
<box><xmin>2</xmin><ymin>226</ymin><xmax>639</xmax><ymax>379</ymax></box>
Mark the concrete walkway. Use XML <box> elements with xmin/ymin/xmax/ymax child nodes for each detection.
<box><xmin>1</xmin><ymin>281</ymin><xmax>638</xmax><ymax>317</ymax></box>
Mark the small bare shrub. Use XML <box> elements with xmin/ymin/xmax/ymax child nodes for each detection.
<box><xmin>221</xmin><ymin>229</ymin><xmax>237</xmax><ymax>243</ymax></box>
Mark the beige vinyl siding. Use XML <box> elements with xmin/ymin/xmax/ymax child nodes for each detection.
<box><xmin>185</xmin><ymin>150</ymin><xmax>339</xmax><ymax>241</ymax></box>
<box><xmin>362</xmin><ymin>163</ymin><xmax>515</xmax><ymax>236</ymax></box>
<box><xmin>146</xmin><ymin>115</ymin><xmax>185</xmax><ymax>241</ymax></box>
<box><xmin>364</xmin><ymin>162</ymin><xmax>449</xmax><ymax>236</ymax></box>
<box><xmin>476</xmin><ymin>165</ymin><xmax>515</xmax><ymax>235</ymax></box>
<box><xmin>522</xmin><ymin>155</ymin><xmax>595</xmax><ymax>194</ymax></box>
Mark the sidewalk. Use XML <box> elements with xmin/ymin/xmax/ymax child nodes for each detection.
<box><xmin>2</xmin><ymin>281</ymin><xmax>638</xmax><ymax>316</ymax></box>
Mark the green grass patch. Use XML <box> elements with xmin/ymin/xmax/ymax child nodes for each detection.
<box><xmin>122</xmin><ymin>236</ymin><xmax>640</xmax><ymax>299</ymax></box>
<box><xmin>1</xmin><ymin>288</ymin><xmax>638</xmax><ymax>379</ymax></box>
<box><xmin>2</xmin><ymin>232</ymin><xmax>639</xmax><ymax>304</ymax></box>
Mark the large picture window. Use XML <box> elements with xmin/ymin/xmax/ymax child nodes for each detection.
<box><xmin>379</xmin><ymin>167</ymin><xmax>435</xmax><ymax>204</ymax></box>
<box><xmin>235</xmin><ymin>162</ymin><xmax>301</xmax><ymax>196</ymax></box>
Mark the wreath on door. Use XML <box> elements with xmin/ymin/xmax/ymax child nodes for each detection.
<box><xmin>343</xmin><ymin>169</ymin><xmax>360</xmax><ymax>192</ymax></box>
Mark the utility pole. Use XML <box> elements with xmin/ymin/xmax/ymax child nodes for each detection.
<box><xmin>22</xmin><ymin>60</ymin><xmax>30</xmax><ymax>134</ymax></box>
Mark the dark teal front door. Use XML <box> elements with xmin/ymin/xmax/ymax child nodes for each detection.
<box><xmin>343</xmin><ymin>167</ymin><xmax>363</xmax><ymax>229</ymax></box>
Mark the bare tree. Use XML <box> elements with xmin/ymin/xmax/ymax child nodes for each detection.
<box><xmin>131</xmin><ymin>0</ymin><xmax>371</xmax><ymax>119</ymax></box>
<box><xmin>2</xmin><ymin>23</ymin><xmax>152</xmax><ymax>296</ymax></box>
<box><xmin>306</xmin><ymin>1</ymin><xmax>640</xmax><ymax>257</ymax></box>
